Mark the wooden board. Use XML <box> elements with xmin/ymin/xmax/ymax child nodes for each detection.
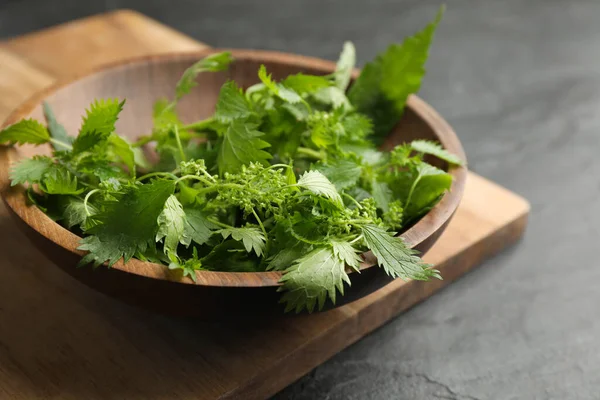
<box><xmin>0</xmin><ymin>10</ymin><xmax>530</xmax><ymax>400</ymax></box>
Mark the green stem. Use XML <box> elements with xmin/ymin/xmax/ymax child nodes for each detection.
<box><xmin>296</xmin><ymin>147</ymin><xmax>323</xmax><ymax>160</ymax></box>
<box><xmin>137</xmin><ymin>171</ymin><xmax>178</xmax><ymax>181</ymax></box>
<box><xmin>348</xmin><ymin>234</ymin><xmax>364</xmax><ymax>245</ymax></box>
<box><xmin>83</xmin><ymin>189</ymin><xmax>100</xmax><ymax>216</ymax></box>
<box><xmin>207</xmin><ymin>217</ymin><xmax>233</xmax><ymax>229</ymax></box>
<box><xmin>340</xmin><ymin>218</ymin><xmax>372</xmax><ymax>228</ymax></box>
<box><xmin>248</xmin><ymin>163</ymin><xmax>292</xmax><ymax>184</ymax></box>
<box><xmin>342</xmin><ymin>192</ymin><xmax>363</xmax><ymax>209</ymax></box>
<box><xmin>133</xmin><ymin>135</ymin><xmax>153</xmax><ymax>147</ymax></box>
<box><xmin>195</xmin><ymin>183</ymin><xmax>245</xmax><ymax>196</ymax></box>
<box><xmin>174</xmin><ymin>174</ymin><xmax>213</xmax><ymax>186</ymax></box>
<box><xmin>50</xmin><ymin>138</ymin><xmax>73</xmax><ymax>151</ymax></box>
<box><xmin>266</xmin><ymin>184</ymin><xmax>298</xmax><ymax>194</ymax></box>
<box><xmin>251</xmin><ymin>208</ymin><xmax>267</xmax><ymax>238</ymax></box>
<box><xmin>173</xmin><ymin>125</ymin><xmax>186</xmax><ymax>162</ymax></box>
<box><xmin>182</xmin><ymin>117</ymin><xmax>215</xmax><ymax>131</ymax></box>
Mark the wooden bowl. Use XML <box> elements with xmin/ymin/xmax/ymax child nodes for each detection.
<box><xmin>0</xmin><ymin>49</ymin><xmax>467</xmax><ymax>318</ymax></box>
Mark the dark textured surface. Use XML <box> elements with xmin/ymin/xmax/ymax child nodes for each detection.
<box><xmin>1</xmin><ymin>0</ymin><xmax>599</xmax><ymax>399</ymax></box>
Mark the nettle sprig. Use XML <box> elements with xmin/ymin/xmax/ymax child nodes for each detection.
<box><xmin>0</xmin><ymin>6</ymin><xmax>464</xmax><ymax>312</ymax></box>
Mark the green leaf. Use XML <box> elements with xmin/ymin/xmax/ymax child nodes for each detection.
<box><xmin>43</xmin><ymin>102</ymin><xmax>73</xmax><ymax>150</ymax></box>
<box><xmin>307</xmin><ymin>111</ymin><xmax>345</xmax><ymax>148</ymax></box>
<box><xmin>153</xmin><ymin>98</ymin><xmax>182</xmax><ymax>131</ymax></box>
<box><xmin>183</xmin><ymin>208</ymin><xmax>216</xmax><ymax>246</ymax></box>
<box><xmin>348</xmin><ymin>6</ymin><xmax>443</xmax><ymax>142</ymax></box>
<box><xmin>156</xmin><ymin>195</ymin><xmax>188</xmax><ymax>254</ymax></box>
<box><xmin>315</xmin><ymin>159</ymin><xmax>362</xmax><ymax>190</ymax></box>
<box><xmin>340</xmin><ymin>113</ymin><xmax>373</xmax><ymax>143</ymax></box>
<box><xmin>267</xmin><ymin>241</ymin><xmax>310</xmax><ymax>271</ymax></box>
<box><xmin>331</xmin><ymin>240</ymin><xmax>362</xmax><ymax>272</ymax></box>
<box><xmin>333</xmin><ymin>41</ymin><xmax>356</xmax><ymax>91</ymax></box>
<box><xmin>176</xmin><ymin>52</ymin><xmax>234</xmax><ymax>99</ymax></box>
<box><xmin>9</xmin><ymin>156</ymin><xmax>53</xmax><ymax>186</ymax></box>
<box><xmin>410</xmin><ymin>139</ymin><xmax>464</xmax><ymax>166</ymax></box>
<box><xmin>77</xmin><ymin>156</ymin><xmax>126</xmax><ymax>182</ymax></box>
<box><xmin>281</xmin><ymin>103</ymin><xmax>309</xmax><ymax>121</ymax></box>
<box><xmin>297</xmin><ymin>170</ymin><xmax>343</xmax><ymax>207</ymax></box>
<box><xmin>217</xmin><ymin>120</ymin><xmax>271</xmax><ymax>174</ymax></box>
<box><xmin>312</xmin><ymin>86</ymin><xmax>351</xmax><ymax>109</ymax></box>
<box><xmin>404</xmin><ymin>162</ymin><xmax>452</xmax><ymax>220</ymax></box>
<box><xmin>0</xmin><ymin>119</ymin><xmax>50</xmax><ymax>145</ymax></box>
<box><xmin>215</xmin><ymin>80</ymin><xmax>254</xmax><ymax>123</ymax></box>
<box><xmin>282</xmin><ymin>73</ymin><xmax>332</xmax><ymax>94</ymax></box>
<box><xmin>285</xmin><ymin>166</ymin><xmax>298</xmax><ymax>186</ymax></box>
<box><xmin>361</xmin><ymin>224</ymin><xmax>438</xmax><ymax>280</ymax></box>
<box><xmin>371</xmin><ymin>178</ymin><xmax>393</xmax><ymax>212</ymax></box>
<box><xmin>72</xmin><ymin>131</ymin><xmax>106</xmax><ymax>154</ymax></box>
<box><xmin>168</xmin><ymin>248</ymin><xmax>203</xmax><ymax>282</ymax></box>
<box><xmin>41</xmin><ymin>165</ymin><xmax>83</xmax><ymax>195</ymax></box>
<box><xmin>60</xmin><ymin>196</ymin><xmax>96</xmax><ymax>229</ymax></box>
<box><xmin>108</xmin><ymin>133</ymin><xmax>136</xmax><ymax>175</ymax></box>
<box><xmin>279</xmin><ymin>247</ymin><xmax>350</xmax><ymax>313</ymax></box>
<box><xmin>72</xmin><ymin>98</ymin><xmax>124</xmax><ymax>154</ymax></box>
<box><xmin>258</xmin><ymin>65</ymin><xmax>303</xmax><ymax>103</ymax></box>
<box><xmin>341</xmin><ymin>144</ymin><xmax>385</xmax><ymax>165</ymax></box>
<box><xmin>78</xmin><ymin>179</ymin><xmax>175</xmax><ymax>266</ymax></box>
<box><xmin>79</xmin><ymin>98</ymin><xmax>125</xmax><ymax>138</ymax></box>
<box><xmin>219</xmin><ymin>226</ymin><xmax>266</xmax><ymax>257</ymax></box>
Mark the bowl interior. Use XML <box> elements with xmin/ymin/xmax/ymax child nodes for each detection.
<box><xmin>2</xmin><ymin>49</ymin><xmax>466</xmax><ymax>287</ymax></box>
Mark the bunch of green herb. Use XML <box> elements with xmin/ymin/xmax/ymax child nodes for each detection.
<box><xmin>0</xmin><ymin>6</ymin><xmax>463</xmax><ymax>312</ymax></box>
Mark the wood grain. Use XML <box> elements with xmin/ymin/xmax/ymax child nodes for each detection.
<box><xmin>0</xmin><ymin>9</ymin><xmax>208</xmax><ymax>122</ymax></box>
<box><xmin>0</xmin><ymin>10</ymin><xmax>530</xmax><ymax>400</ymax></box>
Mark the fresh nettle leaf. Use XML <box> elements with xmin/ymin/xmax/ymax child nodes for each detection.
<box><xmin>168</xmin><ymin>247</ymin><xmax>203</xmax><ymax>282</ymax></box>
<box><xmin>108</xmin><ymin>133</ymin><xmax>136</xmax><ymax>175</ymax></box>
<box><xmin>156</xmin><ymin>195</ymin><xmax>188</xmax><ymax>254</ymax></box>
<box><xmin>176</xmin><ymin>51</ymin><xmax>234</xmax><ymax>99</ymax></box>
<box><xmin>371</xmin><ymin>177</ymin><xmax>393</xmax><ymax>213</ymax></box>
<box><xmin>0</xmin><ymin>119</ymin><xmax>50</xmax><ymax>145</ymax></box>
<box><xmin>279</xmin><ymin>247</ymin><xmax>350</xmax><ymax>313</ymax></box>
<box><xmin>312</xmin><ymin>86</ymin><xmax>351</xmax><ymax>109</ymax></box>
<box><xmin>333</xmin><ymin>41</ymin><xmax>356</xmax><ymax>91</ymax></box>
<box><xmin>78</xmin><ymin>180</ymin><xmax>175</xmax><ymax>266</ymax></box>
<box><xmin>153</xmin><ymin>98</ymin><xmax>183</xmax><ymax>132</ymax></box>
<box><xmin>183</xmin><ymin>207</ymin><xmax>216</xmax><ymax>246</ymax></box>
<box><xmin>410</xmin><ymin>139</ymin><xmax>464</xmax><ymax>166</ymax></box>
<box><xmin>340</xmin><ymin>113</ymin><xmax>373</xmax><ymax>143</ymax></box>
<box><xmin>258</xmin><ymin>65</ymin><xmax>303</xmax><ymax>103</ymax></box>
<box><xmin>297</xmin><ymin>170</ymin><xmax>343</xmax><ymax>207</ymax></box>
<box><xmin>315</xmin><ymin>159</ymin><xmax>362</xmax><ymax>191</ymax></box>
<box><xmin>41</xmin><ymin>165</ymin><xmax>84</xmax><ymax>195</ymax></box>
<box><xmin>60</xmin><ymin>196</ymin><xmax>96</xmax><ymax>229</ymax></box>
<box><xmin>266</xmin><ymin>241</ymin><xmax>310</xmax><ymax>271</ymax></box>
<box><xmin>348</xmin><ymin>6</ymin><xmax>444</xmax><ymax>141</ymax></box>
<box><xmin>218</xmin><ymin>120</ymin><xmax>271</xmax><ymax>174</ymax></box>
<box><xmin>72</xmin><ymin>130</ymin><xmax>107</xmax><ymax>154</ymax></box>
<box><xmin>215</xmin><ymin>81</ymin><xmax>254</xmax><ymax>123</ymax></box>
<box><xmin>331</xmin><ymin>240</ymin><xmax>362</xmax><ymax>272</ymax></box>
<box><xmin>219</xmin><ymin>226</ymin><xmax>266</xmax><ymax>257</ymax></box>
<box><xmin>43</xmin><ymin>102</ymin><xmax>73</xmax><ymax>150</ymax></box>
<box><xmin>79</xmin><ymin>98</ymin><xmax>125</xmax><ymax>138</ymax></box>
<box><xmin>282</xmin><ymin>73</ymin><xmax>332</xmax><ymax>94</ymax></box>
<box><xmin>10</xmin><ymin>156</ymin><xmax>53</xmax><ymax>186</ymax></box>
<box><xmin>404</xmin><ymin>162</ymin><xmax>452</xmax><ymax>221</ymax></box>
<box><xmin>361</xmin><ymin>224</ymin><xmax>439</xmax><ymax>281</ymax></box>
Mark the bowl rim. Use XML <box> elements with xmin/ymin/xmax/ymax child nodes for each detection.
<box><xmin>0</xmin><ymin>48</ymin><xmax>467</xmax><ymax>288</ymax></box>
